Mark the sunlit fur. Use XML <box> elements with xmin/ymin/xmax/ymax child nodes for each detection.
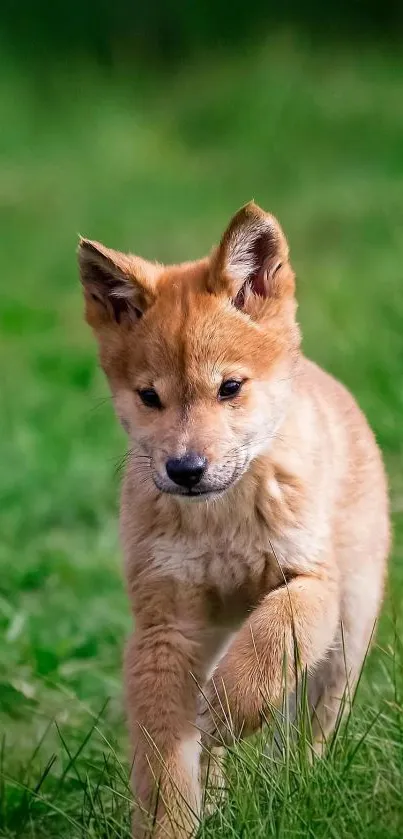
<box><xmin>79</xmin><ymin>202</ymin><xmax>390</xmax><ymax>838</ymax></box>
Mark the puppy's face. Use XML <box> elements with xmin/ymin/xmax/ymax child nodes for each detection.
<box><xmin>79</xmin><ymin>203</ymin><xmax>300</xmax><ymax>500</ymax></box>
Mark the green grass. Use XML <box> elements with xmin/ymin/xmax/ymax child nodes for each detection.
<box><xmin>1</xmin><ymin>31</ymin><xmax>403</xmax><ymax>837</ymax></box>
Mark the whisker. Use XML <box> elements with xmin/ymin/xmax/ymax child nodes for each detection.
<box><xmin>114</xmin><ymin>448</ymin><xmax>153</xmax><ymax>481</ymax></box>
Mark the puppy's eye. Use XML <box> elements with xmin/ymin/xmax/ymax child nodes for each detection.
<box><xmin>138</xmin><ymin>388</ymin><xmax>163</xmax><ymax>409</ymax></box>
<box><xmin>218</xmin><ymin>379</ymin><xmax>243</xmax><ymax>400</ymax></box>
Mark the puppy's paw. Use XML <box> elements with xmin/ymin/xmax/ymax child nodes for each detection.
<box><xmin>196</xmin><ymin>684</ymin><xmax>236</xmax><ymax>747</ymax></box>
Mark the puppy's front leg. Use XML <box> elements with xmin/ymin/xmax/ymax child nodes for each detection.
<box><xmin>198</xmin><ymin>573</ymin><xmax>339</xmax><ymax>744</ymax></box>
<box><xmin>125</xmin><ymin>623</ymin><xmax>202</xmax><ymax>839</ymax></box>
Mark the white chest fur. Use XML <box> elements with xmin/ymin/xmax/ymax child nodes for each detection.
<box><xmin>149</xmin><ymin>504</ymin><xmax>325</xmax><ymax>590</ymax></box>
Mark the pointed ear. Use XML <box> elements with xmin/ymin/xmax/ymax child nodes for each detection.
<box><xmin>210</xmin><ymin>202</ymin><xmax>294</xmax><ymax>308</ymax></box>
<box><xmin>78</xmin><ymin>238</ymin><xmax>157</xmax><ymax>327</ymax></box>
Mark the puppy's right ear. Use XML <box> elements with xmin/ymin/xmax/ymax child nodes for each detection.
<box><xmin>78</xmin><ymin>238</ymin><xmax>157</xmax><ymax>328</ymax></box>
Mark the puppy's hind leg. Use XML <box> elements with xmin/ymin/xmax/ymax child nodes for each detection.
<box><xmin>200</xmin><ymin>746</ymin><xmax>227</xmax><ymax>817</ymax></box>
<box><xmin>308</xmin><ymin>635</ymin><xmax>361</xmax><ymax>756</ymax></box>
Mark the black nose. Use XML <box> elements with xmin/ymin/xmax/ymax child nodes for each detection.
<box><xmin>166</xmin><ymin>454</ymin><xmax>207</xmax><ymax>489</ymax></box>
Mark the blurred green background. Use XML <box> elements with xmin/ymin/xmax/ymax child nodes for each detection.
<box><xmin>1</xmin><ymin>5</ymin><xmax>403</xmax><ymax>836</ymax></box>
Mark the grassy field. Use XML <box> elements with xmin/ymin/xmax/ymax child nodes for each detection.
<box><xmin>1</xmin><ymin>33</ymin><xmax>403</xmax><ymax>837</ymax></box>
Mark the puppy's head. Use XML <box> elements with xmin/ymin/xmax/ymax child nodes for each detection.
<box><xmin>78</xmin><ymin>202</ymin><xmax>300</xmax><ymax>500</ymax></box>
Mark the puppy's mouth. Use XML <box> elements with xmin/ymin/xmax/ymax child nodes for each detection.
<box><xmin>157</xmin><ymin>485</ymin><xmax>229</xmax><ymax>501</ymax></box>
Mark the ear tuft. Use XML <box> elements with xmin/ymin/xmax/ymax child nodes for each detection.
<box><xmin>211</xmin><ymin>202</ymin><xmax>294</xmax><ymax>307</ymax></box>
<box><xmin>78</xmin><ymin>238</ymin><xmax>156</xmax><ymax>326</ymax></box>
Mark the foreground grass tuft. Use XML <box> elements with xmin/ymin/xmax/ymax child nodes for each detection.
<box><xmin>1</xmin><ymin>640</ymin><xmax>403</xmax><ymax>837</ymax></box>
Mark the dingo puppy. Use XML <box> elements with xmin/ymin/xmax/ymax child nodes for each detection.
<box><xmin>78</xmin><ymin>202</ymin><xmax>389</xmax><ymax>838</ymax></box>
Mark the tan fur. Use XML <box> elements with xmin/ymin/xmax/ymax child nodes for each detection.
<box><xmin>78</xmin><ymin>202</ymin><xmax>390</xmax><ymax>837</ymax></box>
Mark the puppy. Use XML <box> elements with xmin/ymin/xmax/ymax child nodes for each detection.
<box><xmin>78</xmin><ymin>202</ymin><xmax>389</xmax><ymax>838</ymax></box>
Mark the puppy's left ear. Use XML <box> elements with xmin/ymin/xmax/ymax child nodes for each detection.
<box><xmin>210</xmin><ymin>202</ymin><xmax>294</xmax><ymax>307</ymax></box>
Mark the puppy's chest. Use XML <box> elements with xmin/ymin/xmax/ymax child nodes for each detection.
<box><xmin>150</xmin><ymin>515</ymin><xmax>308</xmax><ymax>608</ymax></box>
